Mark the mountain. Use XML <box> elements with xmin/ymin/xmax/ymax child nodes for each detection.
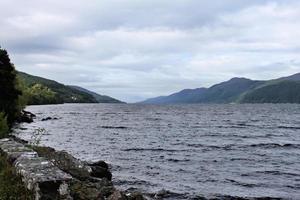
<box><xmin>141</xmin><ymin>78</ymin><xmax>265</xmax><ymax>104</ymax></box>
<box><xmin>142</xmin><ymin>88</ymin><xmax>207</xmax><ymax>104</ymax></box>
<box><xmin>278</xmin><ymin>72</ymin><xmax>300</xmax><ymax>81</ymax></box>
<box><xmin>196</xmin><ymin>78</ymin><xmax>265</xmax><ymax>103</ymax></box>
<box><xmin>17</xmin><ymin>72</ymin><xmax>123</xmax><ymax>104</ymax></box>
<box><xmin>240</xmin><ymin>80</ymin><xmax>300</xmax><ymax>103</ymax></box>
<box><xmin>69</xmin><ymin>86</ymin><xmax>123</xmax><ymax>103</ymax></box>
<box><xmin>140</xmin><ymin>73</ymin><xmax>300</xmax><ymax>104</ymax></box>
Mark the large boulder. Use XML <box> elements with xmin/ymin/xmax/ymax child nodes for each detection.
<box><xmin>88</xmin><ymin>160</ymin><xmax>112</xmax><ymax>180</ymax></box>
<box><xmin>69</xmin><ymin>179</ymin><xmax>114</xmax><ymax>200</ymax></box>
<box><xmin>33</xmin><ymin>146</ymin><xmax>92</xmax><ymax>180</ymax></box>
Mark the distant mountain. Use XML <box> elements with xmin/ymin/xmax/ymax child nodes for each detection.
<box><xmin>240</xmin><ymin>80</ymin><xmax>300</xmax><ymax>103</ymax></box>
<box><xmin>69</xmin><ymin>86</ymin><xmax>123</xmax><ymax>103</ymax></box>
<box><xmin>140</xmin><ymin>73</ymin><xmax>300</xmax><ymax>104</ymax></box>
<box><xmin>142</xmin><ymin>88</ymin><xmax>207</xmax><ymax>104</ymax></box>
<box><xmin>18</xmin><ymin>72</ymin><xmax>123</xmax><ymax>104</ymax></box>
<box><xmin>277</xmin><ymin>72</ymin><xmax>300</xmax><ymax>81</ymax></box>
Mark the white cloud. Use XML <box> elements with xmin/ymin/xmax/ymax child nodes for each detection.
<box><xmin>0</xmin><ymin>0</ymin><xmax>300</xmax><ymax>102</ymax></box>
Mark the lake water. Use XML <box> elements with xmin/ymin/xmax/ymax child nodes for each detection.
<box><xmin>13</xmin><ymin>104</ymin><xmax>300</xmax><ymax>199</ymax></box>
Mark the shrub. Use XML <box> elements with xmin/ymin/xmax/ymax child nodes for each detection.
<box><xmin>0</xmin><ymin>112</ymin><xmax>9</xmax><ymax>138</ymax></box>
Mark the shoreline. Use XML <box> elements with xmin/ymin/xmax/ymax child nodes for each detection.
<box><xmin>0</xmin><ymin>136</ymin><xmax>145</xmax><ymax>200</ymax></box>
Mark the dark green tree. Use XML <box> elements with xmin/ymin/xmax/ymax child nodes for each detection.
<box><xmin>0</xmin><ymin>48</ymin><xmax>22</xmax><ymax>126</ymax></box>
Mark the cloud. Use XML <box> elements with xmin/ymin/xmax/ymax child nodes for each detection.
<box><xmin>0</xmin><ymin>0</ymin><xmax>300</xmax><ymax>102</ymax></box>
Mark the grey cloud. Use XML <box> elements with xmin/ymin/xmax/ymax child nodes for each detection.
<box><xmin>0</xmin><ymin>0</ymin><xmax>300</xmax><ymax>102</ymax></box>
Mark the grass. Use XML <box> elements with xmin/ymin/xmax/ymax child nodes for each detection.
<box><xmin>0</xmin><ymin>155</ymin><xmax>34</xmax><ymax>200</ymax></box>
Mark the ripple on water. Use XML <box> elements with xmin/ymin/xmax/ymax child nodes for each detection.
<box><xmin>14</xmin><ymin>103</ymin><xmax>300</xmax><ymax>199</ymax></box>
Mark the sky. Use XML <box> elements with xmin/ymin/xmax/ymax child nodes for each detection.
<box><xmin>1</xmin><ymin>0</ymin><xmax>300</xmax><ymax>102</ymax></box>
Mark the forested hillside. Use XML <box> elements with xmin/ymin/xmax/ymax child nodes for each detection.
<box><xmin>240</xmin><ymin>81</ymin><xmax>300</xmax><ymax>103</ymax></box>
<box><xmin>18</xmin><ymin>72</ymin><xmax>97</xmax><ymax>104</ymax></box>
<box><xmin>18</xmin><ymin>72</ymin><xmax>123</xmax><ymax>105</ymax></box>
<box><xmin>141</xmin><ymin>73</ymin><xmax>300</xmax><ymax>104</ymax></box>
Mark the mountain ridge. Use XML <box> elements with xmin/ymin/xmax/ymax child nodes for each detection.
<box><xmin>140</xmin><ymin>73</ymin><xmax>300</xmax><ymax>104</ymax></box>
<box><xmin>18</xmin><ymin>71</ymin><xmax>123</xmax><ymax>104</ymax></box>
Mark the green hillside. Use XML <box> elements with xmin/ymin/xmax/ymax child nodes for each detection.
<box><xmin>70</xmin><ymin>86</ymin><xmax>123</xmax><ymax>103</ymax></box>
<box><xmin>239</xmin><ymin>80</ymin><xmax>300</xmax><ymax>103</ymax></box>
<box><xmin>141</xmin><ymin>73</ymin><xmax>300</xmax><ymax>104</ymax></box>
<box><xmin>17</xmin><ymin>72</ymin><xmax>122</xmax><ymax>105</ymax></box>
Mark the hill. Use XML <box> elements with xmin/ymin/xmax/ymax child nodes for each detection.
<box><xmin>239</xmin><ymin>80</ymin><xmax>300</xmax><ymax>103</ymax></box>
<box><xmin>69</xmin><ymin>86</ymin><xmax>123</xmax><ymax>103</ymax></box>
<box><xmin>17</xmin><ymin>72</ymin><xmax>122</xmax><ymax>105</ymax></box>
<box><xmin>140</xmin><ymin>73</ymin><xmax>300</xmax><ymax>104</ymax></box>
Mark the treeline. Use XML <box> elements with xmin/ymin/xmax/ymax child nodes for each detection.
<box><xmin>18</xmin><ymin>72</ymin><xmax>98</xmax><ymax>105</ymax></box>
<box><xmin>240</xmin><ymin>81</ymin><xmax>300</xmax><ymax>103</ymax></box>
<box><xmin>0</xmin><ymin>48</ymin><xmax>25</xmax><ymax>137</ymax></box>
<box><xmin>23</xmin><ymin>84</ymin><xmax>63</xmax><ymax>105</ymax></box>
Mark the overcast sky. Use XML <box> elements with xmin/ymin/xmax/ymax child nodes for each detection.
<box><xmin>1</xmin><ymin>0</ymin><xmax>300</xmax><ymax>102</ymax></box>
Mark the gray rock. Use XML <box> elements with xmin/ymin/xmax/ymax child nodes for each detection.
<box><xmin>33</xmin><ymin>146</ymin><xmax>92</xmax><ymax>180</ymax></box>
<box><xmin>0</xmin><ymin>138</ymin><xmax>73</xmax><ymax>200</ymax></box>
<box><xmin>108</xmin><ymin>190</ymin><xmax>128</xmax><ymax>200</ymax></box>
<box><xmin>90</xmin><ymin>166</ymin><xmax>112</xmax><ymax>180</ymax></box>
<box><xmin>88</xmin><ymin>160</ymin><xmax>109</xmax><ymax>169</ymax></box>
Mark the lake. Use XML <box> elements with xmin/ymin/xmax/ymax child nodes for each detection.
<box><xmin>13</xmin><ymin>104</ymin><xmax>300</xmax><ymax>199</ymax></box>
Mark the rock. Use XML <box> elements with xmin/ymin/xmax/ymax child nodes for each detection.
<box><xmin>0</xmin><ymin>138</ymin><xmax>73</xmax><ymax>200</ymax></box>
<box><xmin>18</xmin><ymin>110</ymin><xmax>35</xmax><ymax>123</ymax></box>
<box><xmin>126</xmin><ymin>191</ymin><xmax>145</xmax><ymax>200</ymax></box>
<box><xmin>33</xmin><ymin>146</ymin><xmax>92</xmax><ymax>180</ymax></box>
<box><xmin>69</xmin><ymin>179</ymin><xmax>114</xmax><ymax>200</ymax></box>
<box><xmin>89</xmin><ymin>160</ymin><xmax>109</xmax><ymax>170</ymax></box>
<box><xmin>41</xmin><ymin>117</ymin><xmax>59</xmax><ymax>121</ymax></box>
<box><xmin>42</xmin><ymin>117</ymin><xmax>52</xmax><ymax>121</ymax></box>
<box><xmin>90</xmin><ymin>166</ymin><xmax>112</xmax><ymax>180</ymax></box>
<box><xmin>108</xmin><ymin>190</ymin><xmax>128</xmax><ymax>200</ymax></box>
<box><xmin>154</xmin><ymin>189</ymin><xmax>174</xmax><ymax>199</ymax></box>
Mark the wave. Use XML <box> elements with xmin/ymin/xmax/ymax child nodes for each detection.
<box><xmin>226</xmin><ymin>178</ymin><xmax>259</xmax><ymax>188</ymax></box>
<box><xmin>99</xmin><ymin>126</ymin><xmax>128</xmax><ymax>129</ymax></box>
<box><xmin>192</xmin><ymin>194</ymin><xmax>285</xmax><ymax>200</ymax></box>
<box><xmin>167</xmin><ymin>158</ymin><xmax>190</xmax><ymax>162</ymax></box>
<box><xmin>277</xmin><ymin>126</ymin><xmax>300</xmax><ymax>130</ymax></box>
<box><xmin>122</xmin><ymin>148</ymin><xmax>186</xmax><ymax>152</ymax></box>
<box><xmin>249</xmin><ymin>143</ymin><xmax>300</xmax><ymax>149</ymax></box>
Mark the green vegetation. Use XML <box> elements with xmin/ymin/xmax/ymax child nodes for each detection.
<box><xmin>0</xmin><ymin>113</ymin><xmax>9</xmax><ymax>138</ymax></box>
<box><xmin>24</xmin><ymin>84</ymin><xmax>62</xmax><ymax>105</ymax></box>
<box><xmin>18</xmin><ymin>72</ymin><xmax>123</xmax><ymax>105</ymax></box>
<box><xmin>0</xmin><ymin>48</ymin><xmax>24</xmax><ymax>127</ymax></box>
<box><xmin>240</xmin><ymin>81</ymin><xmax>300</xmax><ymax>103</ymax></box>
<box><xmin>18</xmin><ymin>72</ymin><xmax>97</xmax><ymax>105</ymax></box>
<box><xmin>142</xmin><ymin>74</ymin><xmax>300</xmax><ymax>104</ymax></box>
<box><xmin>0</xmin><ymin>155</ymin><xmax>34</xmax><ymax>200</ymax></box>
<box><xmin>70</xmin><ymin>86</ymin><xmax>123</xmax><ymax>103</ymax></box>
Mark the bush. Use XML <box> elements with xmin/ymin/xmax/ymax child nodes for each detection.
<box><xmin>0</xmin><ymin>113</ymin><xmax>9</xmax><ymax>138</ymax></box>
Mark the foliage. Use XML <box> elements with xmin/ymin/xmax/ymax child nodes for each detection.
<box><xmin>18</xmin><ymin>72</ymin><xmax>98</xmax><ymax>104</ymax></box>
<box><xmin>0</xmin><ymin>155</ymin><xmax>34</xmax><ymax>199</ymax></box>
<box><xmin>29</xmin><ymin>128</ymin><xmax>46</xmax><ymax>146</ymax></box>
<box><xmin>0</xmin><ymin>113</ymin><xmax>9</xmax><ymax>138</ymax></box>
<box><xmin>24</xmin><ymin>84</ymin><xmax>62</xmax><ymax>105</ymax></box>
<box><xmin>0</xmin><ymin>48</ymin><xmax>22</xmax><ymax>126</ymax></box>
<box><xmin>70</xmin><ymin>86</ymin><xmax>123</xmax><ymax>103</ymax></box>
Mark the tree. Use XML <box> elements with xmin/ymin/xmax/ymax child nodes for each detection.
<box><xmin>0</xmin><ymin>48</ymin><xmax>22</xmax><ymax>126</ymax></box>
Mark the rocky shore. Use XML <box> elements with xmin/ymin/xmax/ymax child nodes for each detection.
<box><xmin>0</xmin><ymin>136</ymin><xmax>144</xmax><ymax>200</ymax></box>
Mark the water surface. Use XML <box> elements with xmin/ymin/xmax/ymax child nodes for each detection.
<box><xmin>14</xmin><ymin>104</ymin><xmax>300</xmax><ymax>199</ymax></box>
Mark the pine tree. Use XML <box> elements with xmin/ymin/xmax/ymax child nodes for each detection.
<box><xmin>0</xmin><ymin>48</ymin><xmax>22</xmax><ymax>126</ymax></box>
